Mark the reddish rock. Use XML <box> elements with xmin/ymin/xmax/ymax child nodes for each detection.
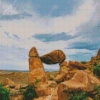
<box><xmin>29</xmin><ymin>47</ymin><xmax>39</xmax><ymax>57</ymax></box>
<box><xmin>68</xmin><ymin>60</ymin><xmax>86</xmax><ymax>70</ymax></box>
<box><xmin>29</xmin><ymin>67</ymin><xmax>47</xmax><ymax>84</ymax></box>
<box><xmin>40</xmin><ymin>50</ymin><xmax>66</xmax><ymax>64</ymax></box>
<box><xmin>57</xmin><ymin>70</ymin><xmax>100</xmax><ymax>100</ymax></box>
<box><xmin>1</xmin><ymin>78</ymin><xmax>15</xmax><ymax>87</ymax></box>
<box><xmin>29</xmin><ymin>57</ymin><xmax>44</xmax><ymax>72</ymax></box>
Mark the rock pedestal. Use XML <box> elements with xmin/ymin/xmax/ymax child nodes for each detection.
<box><xmin>28</xmin><ymin>47</ymin><xmax>47</xmax><ymax>84</ymax></box>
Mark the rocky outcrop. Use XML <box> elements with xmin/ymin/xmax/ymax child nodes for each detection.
<box><xmin>97</xmin><ymin>49</ymin><xmax>100</xmax><ymax>57</ymax></box>
<box><xmin>57</xmin><ymin>70</ymin><xmax>100</xmax><ymax>100</ymax></box>
<box><xmin>68</xmin><ymin>60</ymin><xmax>87</xmax><ymax>70</ymax></box>
<box><xmin>40</xmin><ymin>50</ymin><xmax>66</xmax><ymax>64</ymax></box>
<box><xmin>47</xmin><ymin>81</ymin><xmax>57</xmax><ymax>88</ymax></box>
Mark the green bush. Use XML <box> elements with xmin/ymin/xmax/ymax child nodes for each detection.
<box><xmin>93</xmin><ymin>85</ymin><xmax>100</xmax><ymax>100</ymax></box>
<box><xmin>67</xmin><ymin>91</ymin><xmax>88</xmax><ymax>100</ymax></box>
<box><xmin>90</xmin><ymin>65</ymin><xmax>100</xmax><ymax>78</ymax></box>
<box><xmin>0</xmin><ymin>83</ymin><xmax>10</xmax><ymax>100</ymax></box>
<box><xmin>80</xmin><ymin>61</ymin><xmax>86</xmax><ymax>64</ymax></box>
<box><xmin>22</xmin><ymin>80</ymin><xmax>40</xmax><ymax>100</ymax></box>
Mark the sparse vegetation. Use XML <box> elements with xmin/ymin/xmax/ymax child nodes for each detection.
<box><xmin>67</xmin><ymin>90</ymin><xmax>88</xmax><ymax>100</ymax></box>
<box><xmin>0</xmin><ymin>83</ymin><xmax>10</xmax><ymax>100</ymax></box>
<box><xmin>80</xmin><ymin>61</ymin><xmax>86</xmax><ymax>64</ymax></box>
<box><xmin>90</xmin><ymin>65</ymin><xmax>100</xmax><ymax>78</ymax></box>
<box><xmin>22</xmin><ymin>80</ymin><xmax>40</xmax><ymax>100</ymax></box>
<box><xmin>93</xmin><ymin>85</ymin><xmax>100</xmax><ymax>100</ymax></box>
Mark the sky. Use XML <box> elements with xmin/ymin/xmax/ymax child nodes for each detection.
<box><xmin>0</xmin><ymin>0</ymin><xmax>100</xmax><ymax>71</ymax></box>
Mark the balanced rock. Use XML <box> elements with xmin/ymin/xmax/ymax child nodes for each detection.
<box><xmin>68</xmin><ymin>60</ymin><xmax>87</xmax><ymax>70</ymax></box>
<box><xmin>29</xmin><ymin>47</ymin><xmax>39</xmax><ymax>57</ymax></box>
<box><xmin>40</xmin><ymin>50</ymin><xmax>66</xmax><ymax>64</ymax></box>
<box><xmin>57</xmin><ymin>70</ymin><xmax>100</xmax><ymax>100</ymax></box>
<box><xmin>29</xmin><ymin>57</ymin><xmax>44</xmax><ymax>72</ymax></box>
<box><xmin>29</xmin><ymin>67</ymin><xmax>47</xmax><ymax>84</ymax></box>
<box><xmin>1</xmin><ymin>78</ymin><xmax>15</xmax><ymax>87</ymax></box>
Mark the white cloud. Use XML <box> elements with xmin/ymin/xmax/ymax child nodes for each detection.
<box><xmin>0</xmin><ymin>1</ymin><xmax>19</xmax><ymax>15</ymax></box>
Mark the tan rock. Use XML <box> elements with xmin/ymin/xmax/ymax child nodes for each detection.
<box><xmin>59</xmin><ymin>66</ymin><xmax>69</xmax><ymax>74</ymax></box>
<box><xmin>1</xmin><ymin>78</ymin><xmax>15</xmax><ymax>87</ymax></box>
<box><xmin>47</xmin><ymin>81</ymin><xmax>57</xmax><ymax>88</ymax></box>
<box><xmin>54</xmin><ymin>73</ymin><xmax>66</xmax><ymax>82</ymax></box>
<box><xmin>29</xmin><ymin>47</ymin><xmax>39</xmax><ymax>57</ymax></box>
<box><xmin>29</xmin><ymin>67</ymin><xmax>47</xmax><ymax>84</ymax></box>
<box><xmin>97</xmin><ymin>49</ymin><xmax>100</xmax><ymax>57</ymax></box>
<box><xmin>57</xmin><ymin>70</ymin><xmax>100</xmax><ymax>100</ymax></box>
<box><xmin>40</xmin><ymin>50</ymin><xmax>66</xmax><ymax>64</ymax></box>
<box><xmin>35</xmin><ymin>84</ymin><xmax>51</xmax><ymax>97</ymax></box>
<box><xmin>20</xmin><ymin>84</ymin><xmax>28</xmax><ymax>89</ymax></box>
<box><xmin>15</xmin><ymin>84</ymin><xmax>21</xmax><ymax>90</ymax></box>
<box><xmin>68</xmin><ymin>60</ymin><xmax>86</xmax><ymax>70</ymax></box>
<box><xmin>29</xmin><ymin>57</ymin><xmax>44</xmax><ymax>72</ymax></box>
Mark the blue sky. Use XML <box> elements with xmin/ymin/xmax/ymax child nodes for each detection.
<box><xmin>0</xmin><ymin>0</ymin><xmax>100</xmax><ymax>71</ymax></box>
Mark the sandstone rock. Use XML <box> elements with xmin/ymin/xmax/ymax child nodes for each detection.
<box><xmin>29</xmin><ymin>67</ymin><xmax>47</xmax><ymax>84</ymax></box>
<box><xmin>68</xmin><ymin>60</ymin><xmax>87</xmax><ymax>70</ymax></box>
<box><xmin>57</xmin><ymin>70</ymin><xmax>100</xmax><ymax>100</ymax></box>
<box><xmin>40</xmin><ymin>50</ymin><xmax>66</xmax><ymax>64</ymax></box>
<box><xmin>1</xmin><ymin>78</ymin><xmax>15</xmax><ymax>87</ymax></box>
<box><xmin>54</xmin><ymin>73</ymin><xmax>66</xmax><ymax>82</ymax></box>
<box><xmin>29</xmin><ymin>57</ymin><xmax>44</xmax><ymax>72</ymax></box>
<box><xmin>35</xmin><ymin>84</ymin><xmax>51</xmax><ymax>97</ymax></box>
<box><xmin>29</xmin><ymin>47</ymin><xmax>39</xmax><ymax>57</ymax></box>
<box><xmin>47</xmin><ymin>81</ymin><xmax>57</xmax><ymax>88</ymax></box>
<box><xmin>20</xmin><ymin>84</ymin><xmax>28</xmax><ymax>89</ymax></box>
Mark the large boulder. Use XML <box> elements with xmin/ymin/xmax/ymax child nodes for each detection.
<box><xmin>29</xmin><ymin>57</ymin><xmax>44</xmax><ymax>72</ymax></box>
<box><xmin>57</xmin><ymin>70</ymin><xmax>100</xmax><ymax>100</ymax></box>
<box><xmin>97</xmin><ymin>49</ymin><xmax>100</xmax><ymax>57</ymax></box>
<box><xmin>29</xmin><ymin>67</ymin><xmax>47</xmax><ymax>84</ymax></box>
<box><xmin>29</xmin><ymin>47</ymin><xmax>39</xmax><ymax>57</ymax></box>
<box><xmin>47</xmin><ymin>81</ymin><xmax>57</xmax><ymax>88</ymax></box>
<box><xmin>68</xmin><ymin>60</ymin><xmax>87</xmax><ymax>70</ymax></box>
<box><xmin>40</xmin><ymin>50</ymin><xmax>66</xmax><ymax>64</ymax></box>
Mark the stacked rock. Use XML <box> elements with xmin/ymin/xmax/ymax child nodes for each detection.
<box><xmin>28</xmin><ymin>47</ymin><xmax>47</xmax><ymax>84</ymax></box>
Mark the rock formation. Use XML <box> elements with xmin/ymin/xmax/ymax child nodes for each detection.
<box><xmin>57</xmin><ymin>70</ymin><xmax>100</xmax><ymax>100</ymax></box>
<box><xmin>40</xmin><ymin>50</ymin><xmax>66</xmax><ymax>64</ymax></box>
<box><xmin>28</xmin><ymin>47</ymin><xmax>47</xmax><ymax>84</ymax></box>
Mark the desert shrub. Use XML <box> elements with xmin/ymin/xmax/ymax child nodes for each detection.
<box><xmin>22</xmin><ymin>80</ymin><xmax>40</xmax><ymax>100</ymax></box>
<box><xmin>80</xmin><ymin>61</ymin><xmax>86</xmax><ymax>64</ymax></box>
<box><xmin>67</xmin><ymin>90</ymin><xmax>88</xmax><ymax>100</ymax></box>
<box><xmin>0</xmin><ymin>83</ymin><xmax>10</xmax><ymax>100</ymax></box>
<box><xmin>93</xmin><ymin>85</ymin><xmax>100</xmax><ymax>100</ymax></box>
<box><xmin>90</xmin><ymin>65</ymin><xmax>100</xmax><ymax>78</ymax></box>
